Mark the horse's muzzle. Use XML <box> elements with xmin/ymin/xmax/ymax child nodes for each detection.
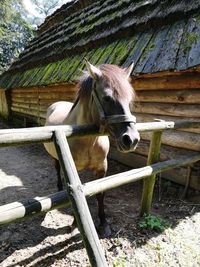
<box><xmin>117</xmin><ymin>132</ymin><xmax>140</xmax><ymax>153</ymax></box>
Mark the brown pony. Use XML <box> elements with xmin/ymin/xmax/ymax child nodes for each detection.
<box><xmin>44</xmin><ymin>61</ymin><xmax>140</xmax><ymax>237</ymax></box>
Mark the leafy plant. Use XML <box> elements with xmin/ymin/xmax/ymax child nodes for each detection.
<box><xmin>0</xmin><ymin>0</ymin><xmax>34</xmax><ymax>74</ymax></box>
<box><xmin>139</xmin><ymin>214</ymin><xmax>171</xmax><ymax>232</ymax></box>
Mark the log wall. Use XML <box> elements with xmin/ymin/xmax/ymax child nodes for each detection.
<box><xmin>10</xmin><ymin>83</ymin><xmax>77</xmax><ymax>125</ymax></box>
<box><xmin>131</xmin><ymin>71</ymin><xmax>200</xmax><ymax>149</ymax></box>
<box><xmin>120</xmin><ymin>71</ymin><xmax>200</xmax><ymax>190</ymax></box>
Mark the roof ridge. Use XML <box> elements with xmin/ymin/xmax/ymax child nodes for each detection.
<box><xmin>38</xmin><ymin>0</ymin><xmax>99</xmax><ymax>35</ymax></box>
<box><xmin>23</xmin><ymin>0</ymin><xmax>105</xmax><ymax>55</ymax></box>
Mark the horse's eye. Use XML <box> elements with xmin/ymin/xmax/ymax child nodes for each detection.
<box><xmin>103</xmin><ymin>96</ymin><xmax>112</xmax><ymax>102</ymax></box>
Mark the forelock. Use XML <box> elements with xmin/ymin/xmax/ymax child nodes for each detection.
<box><xmin>99</xmin><ymin>64</ymin><xmax>135</xmax><ymax>102</ymax></box>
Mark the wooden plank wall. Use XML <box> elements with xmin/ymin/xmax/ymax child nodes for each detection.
<box><xmin>131</xmin><ymin>72</ymin><xmax>200</xmax><ymax>154</ymax></box>
<box><xmin>110</xmin><ymin>71</ymin><xmax>200</xmax><ymax>190</ymax></box>
<box><xmin>11</xmin><ymin>84</ymin><xmax>77</xmax><ymax>125</ymax></box>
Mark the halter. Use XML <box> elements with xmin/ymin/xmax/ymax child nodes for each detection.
<box><xmin>91</xmin><ymin>88</ymin><xmax>136</xmax><ymax>133</ymax></box>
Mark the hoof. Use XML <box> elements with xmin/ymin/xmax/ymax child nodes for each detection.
<box><xmin>98</xmin><ymin>223</ymin><xmax>112</xmax><ymax>238</ymax></box>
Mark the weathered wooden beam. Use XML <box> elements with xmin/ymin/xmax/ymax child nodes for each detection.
<box><xmin>1</xmin><ymin>153</ymin><xmax>200</xmax><ymax>226</ymax></box>
<box><xmin>137</xmin><ymin>89</ymin><xmax>200</xmax><ymax>104</ymax></box>
<box><xmin>132</xmin><ymin>74</ymin><xmax>200</xmax><ymax>90</ymax></box>
<box><xmin>11</xmin><ymin>107</ymin><xmax>40</xmax><ymax>118</ymax></box>
<box><xmin>11</xmin><ymin>89</ymin><xmax>39</xmax><ymax>94</ymax></box>
<box><xmin>131</xmin><ymin>68</ymin><xmax>196</xmax><ymax>79</ymax></box>
<box><xmin>11</xmin><ymin>84</ymin><xmax>76</xmax><ymax>93</ymax></box>
<box><xmin>127</xmin><ymin>139</ymin><xmax>198</xmax><ymax>162</ymax></box>
<box><xmin>140</xmin><ymin>131</ymin><xmax>163</xmax><ymax>216</ymax></box>
<box><xmin>140</xmin><ymin>130</ymin><xmax>200</xmax><ymax>152</ymax></box>
<box><xmin>109</xmin><ymin>147</ymin><xmax>200</xmax><ymax>190</ymax></box>
<box><xmin>53</xmin><ymin>130</ymin><xmax>108</xmax><ymax>267</ymax></box>
<box><xmin>135</xmin><ymin>114</ymin><xmax>200</xmax><ymax>133</ymax></box>
<box><xmin>12</xmin><ymin>98</ymin><xmax>39</xmax><ymax>104</ymax></box>
<box><xmin>135</xmin><ymin>102</ymin><xmax>200</xmax><ymax>118</ymax></box>
<box><xmin>138</xmin><ymin>120</ymin><xmax>200</xmax><ymax>131</ymax></box>
<box><xmin>12</xmin><ymin>104</ymin><xmax>52</xmax><ymax>118</ymax></box>
<box><xmin>12</xmin><ymin>102</ymin><xmax>39</xmax><ymax>110</ymax></box>
<box><xmin>38</xmin><ymin>92</ymin><xmax>76</xmax><ymax>99</ymax></box>
<box><xmin>0</xmin><ymin>191</ymin><xmax>69</xmax><ymax>225</ymax></box>
<box><xmin>0</xmin><ymin>121</ymin><xmax>200</xmax><ymax>147</ymax></box>
<box><xmin>0</xmin><ymin>124</ymin><xmax>99</xmax><ymax>146</ymax></box>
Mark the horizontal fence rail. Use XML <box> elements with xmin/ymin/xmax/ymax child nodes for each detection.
<box><xmin>1</xmin><ymin>152</ymin><xmax>200</xmax><ymax>225</ymax></box>
<box><xmin>1</xmin><ymin>120</ymin><xmax>200</xmax><ymax>267</ymax></box>
<box><xmin>0</xmin><ymin>120</ymin><xmax>200</xmax><ymax>147</ymax></box>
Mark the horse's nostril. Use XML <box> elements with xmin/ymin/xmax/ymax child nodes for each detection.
<box><xmin>122</xmin><ymin>134</ymin><xmax>132</xmax><ymax>149</ymax></box>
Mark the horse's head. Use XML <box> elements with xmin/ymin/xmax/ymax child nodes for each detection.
<box><xmin>84</xmin><ymin>60</ymin><xmax>140</xmax><ymax>153</ymax></box>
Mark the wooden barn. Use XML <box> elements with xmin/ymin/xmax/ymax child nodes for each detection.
<box><xmin>1</xmin><ymin>0</ymin><xmax>200</xmax><ymax>190</ymax></box>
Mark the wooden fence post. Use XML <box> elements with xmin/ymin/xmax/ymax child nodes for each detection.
<box><xmin>53</xmin><ymin>130</ymin><xmax>108</xmax><ymax>267</ymax></box>
<box><xmin>140</xmin><ymin>130</ymin><xmax>163</xmax><ymax>216</ymax></box>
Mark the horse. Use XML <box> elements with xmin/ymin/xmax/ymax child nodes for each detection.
<box><xmin>44</xmin><ymin>60</ymin><xmax>140</xmax><ymax>237</ymax></box>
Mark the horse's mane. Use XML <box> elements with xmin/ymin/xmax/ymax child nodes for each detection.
<box><xmin>70</xmin><ymin>64</ymin><xmax>135</xmax><ymax>112</ymax></box>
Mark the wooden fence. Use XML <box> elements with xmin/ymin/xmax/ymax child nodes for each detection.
<box><xmin>0</xmin><ymin>120</ymin><xmax>200</xmax><ymax>267</ymax></box>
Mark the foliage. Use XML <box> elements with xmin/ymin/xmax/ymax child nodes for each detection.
<box><xmin>139</xmin><ymin>214</ymin><xmax>171</xmax><ymax>232</ymax></box>
<box><xmin>0</xmin><ymin>0</ymin><xmax>69</xmax><ymax>74</ymax></box>
<box><xmin>31</xmin><ymin>0</ymin><xmax>66</xmax><ymax>17</ymax></box>
<box><xmin>0</xmin><ymin>0</ymin><xmax>34</xmax><ymax>74</ymax></box>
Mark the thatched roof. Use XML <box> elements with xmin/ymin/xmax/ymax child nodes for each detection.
<box><xmin>0</xmin><ymin>0</ymin><xmax>200</xmax><ymax>89</ymax></box>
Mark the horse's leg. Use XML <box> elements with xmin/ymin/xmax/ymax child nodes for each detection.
<box><xmin>53</xmin><ymin>158</ymin><xmax>63</xmax><ymax>191</ymax></box>
<box><xmin>96</xmin><ymin>192</ymin><xmax>111</xmax><ymax>237</ymax></box>
<box><xmin>95</xmin><ymin>170</ymin><xmax>112</xmax><ymax>238</ymax></box>
<box><xmin>54</xmin><ymin>158</ymin><xmax>77</xmax><ymax>233</ymax></box>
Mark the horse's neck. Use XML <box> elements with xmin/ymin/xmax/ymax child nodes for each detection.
<box><xmin>65</xmin><ymin>97</ymin><xmax>95</xmax><ymax>125</ymax></box>
<box><xmin>62</xmin><ymin>96</ymin><xmax>109</xmax><ymax>172</ymax></box>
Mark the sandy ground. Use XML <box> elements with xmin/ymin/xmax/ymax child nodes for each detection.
<box><xmin>0</xmin><ymin>122</ymin><xmax>200</xmax><ymax>267</ymax></box>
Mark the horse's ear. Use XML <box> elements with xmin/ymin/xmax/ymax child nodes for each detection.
<box><xmin>84</xmin><ymin>59</ymin><xmax>102</xmax><ymax>80</ymax></box>
<box><xmin>124</xmin><ymin>62</ymin><xmax>134</xmax><ymax>78</ymax></box>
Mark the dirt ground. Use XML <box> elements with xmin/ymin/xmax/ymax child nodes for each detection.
<box><xmin>0</xmin><ymin>122</ymin><xmax>200</xmax><ymax>267</ymax></box>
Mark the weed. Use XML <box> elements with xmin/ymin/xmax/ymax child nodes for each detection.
<box><xmin>139</xmin><ymin>214</ymin><xmax>171</xmax><ymax>232</ymax></box>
